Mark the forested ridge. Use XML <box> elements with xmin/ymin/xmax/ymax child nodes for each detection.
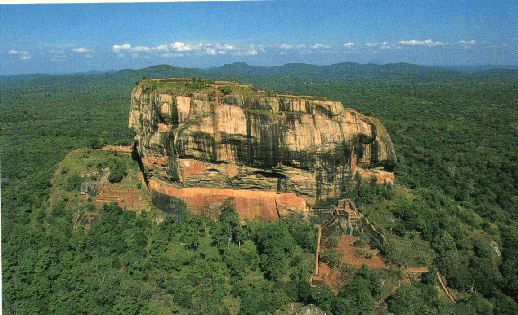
<box><xmin>2</xmin><ymin>62</ymin><xmax>517</xmax><ymax>314</ymax></box>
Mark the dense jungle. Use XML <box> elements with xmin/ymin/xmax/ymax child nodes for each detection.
<box><xmin>1</xmin><ymin>63</ymin><xmax>517</xmax><ymax>314</ymax></box>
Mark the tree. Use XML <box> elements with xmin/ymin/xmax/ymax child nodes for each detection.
<box><xmin>333</xmin><ymin>264</ymin><xmax>381</xmax><ymax>314</ymax></box>
<box><xmin>65</xmin><ymin>174</ymin><xmax>83</xmax><ymax>191</ymax></box>
<box><xmin>214</xmin><ymin>198</ymin><xmax>244</xmax><ymax>250</ymax></box>
<box><xmin>218</xmin><ymin>85</ymin><xmax>233</xmax><ymax>95</ymax></box>
<box><xmin>254</xmin><ymin>222</ymin><xmax>295</xmax><ymax>280</ymax></box>
<box><xmin>88</xmin><ymin>137</ymin><xmax>106</xmax><ymax>149</ymax></box>
<box><xmin>108</xmin><ymin>160</ymin><xmax>127</xmax><ymax>183</ymax></box>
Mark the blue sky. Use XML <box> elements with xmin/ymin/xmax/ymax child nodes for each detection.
<box><xmin>1</xmin><ymin>1</ymin><xmax>517</xmax><ymax>75</ymax></box>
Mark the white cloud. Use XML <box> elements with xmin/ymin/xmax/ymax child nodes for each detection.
<box><xmin>204</xmin><ymin>48</ymin><xmax>217</xmax><ymax>55</ymax></box>
<box><xmin>154</xmin><ymin>44</ymin><xmax>169</xmax><ymax>51</ymax></box>
<box><xmin>311</xmin><ymin>44</ymin><xmax>330</xmax><ymax>49</ymax></box>
<box><xmin>215</xmin><ymin>43</ymin><xmax>235</xmax><ymax>50</ymax></box>
<box><xmin>9</xmin><ymin>50</ymin><xmax>32</xmax><ymax>60</ymax></box>
<box><xmin>72</xmin><ymin>47</ymin><xmax>91</xmax><ymax>53</ymax></box>
<box><xmin>343</xmin><ymin>43</ymin><xmax>355</xmax><ymax>49</ymax></box>
<box><xmin>112</xmin><ymin>44</ymin><xmax>131</xmax><ymax>53</ymax></box>
<box><xmin>398</xmin><ymin>39</ymin><xmax>444</xmax><ymax>47</ymax></box>
<box><xmin>51</xmin><ymin>55</ymin><xmax>66</xmax><ymax>62</ymax></box>
<box><xmin>364</xmin><ymin>42</ymin><xmax>392</xmax><ymax>49</ymax></box>
<box><xmin>113</xmin><ymin>41</ymin><xmax>267</xmax><ymax>58</ymax></box>
<box><xmin>457</xmin><ymin>40</ymin><xmax>476</xmax><ymax>45</ymax></box>
<box><xmin>279</xmin><ymin>43</ymin><xmax>333</xmax><ymax>54</ymax></box>
<box><xmin>48</xmin><ymin>48</ymin><xmax>67</xmax><ymax>62</ymax></box>
<box><xmin>171</xmin><ymin>42</ymin><xmax>198</xmax><ymax>52</ymax></box>
<box><xmin>133</xmin><ymin>46</ymin><xmax>151</xmax><ymax>52</ymax></box>
<box><xmin>238</xmin><ymin>45</ymin><xmax>259</xmax><ymax>56</ymax></box>
<box><xmin>455</xmin><ymin>40</ymin><xmax>476</xmax><ymax>49</ymax></box>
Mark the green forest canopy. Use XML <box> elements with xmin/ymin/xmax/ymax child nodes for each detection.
<box><xmin>1</xmin><ymin>63</ymin><xmax>517</xmax><ymax>314</ymax></box>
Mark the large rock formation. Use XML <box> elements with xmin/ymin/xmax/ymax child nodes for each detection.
<box><xmin>129</xmin><ymin>78</ymin><xmax>396</xmax><ymax>221</ymax></box>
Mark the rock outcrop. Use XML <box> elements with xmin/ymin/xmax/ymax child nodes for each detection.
<box><xmin>129</xmin><ymin>78</ymin><xmax>396</xmax><ymax>221</ymax></box>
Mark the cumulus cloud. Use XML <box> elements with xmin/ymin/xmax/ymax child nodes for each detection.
<box><xmin>112</xmin><ymin>41</ymin><xmax>265</xmax><ymax>58</ymax></box>
<box><xmin>72</xmin><ymin>47</ymin><xmax>91</xmax><ymax>53</ymax></box>
<box><xmin>234</xmin><ymin>45</ymin><xmax>260</xmax><ymax>56</ymax></box>
<box><xmin>215</xmin><ymin>43</ymin><xmax>235</xmax><ymax>51</ymax></box>
<box><xmin>112</xmin><ymin>44</ymin><xmax>131</xmax><ymax>53</ymax></box>
<box><xmin>154</xmin><ymin>44</ymin><xmax>169</xmax><ymax>51</ymax></box>
<box><xmin>311</xmin><ymin>43</ymin><xmax>330</xmax><ymax>49</ymax></box>
<box><xmin>170</xmin><ymin>42</ymin><xmax>197</xmax><ymax>52</ymax></box>
<box><xmin>204</xmin><ymin>48</ymin><xmax>217</xmax><ymax>55</ymax></box>
<box><xmin>278</xmin><ymin>43</ymin><xmax>333</xmax><ymax>54</ymax></box>
<box><xmin>9</xmin><ymin>50</ymin><xmax>32</xmax><ymax>60</ymax></box>
<box><xmin>343</xmin><ymin>43</ymin><xmax>355</xmax><ymax>49</ymax></box>
<box><xmin>364</xmin><ymin>42</ymin><xmax>392</xmax><ymax>49</ymax></box>
<box><xmin>132</xmin><ymin>46</ymin><xmax>151</xmax><ymax>52</ymax></box>
<box><xmin>455</xmin><ymin>40</ymin><xmax>476</xmax><ymax>49</ymax></box>
<box><xmin>398</xmin><ymin>39</ymin><xmax>444</xmax><ymax>47</ymax></box>
<box><xmin>279</xmin><ymin>44</ymin><xmax>294</xmax><ymax>49</ymax></box>
<box><xmin>457</xmin><ymin>40</ymin><xmax>476</xmax><ymax>46</ymax></box>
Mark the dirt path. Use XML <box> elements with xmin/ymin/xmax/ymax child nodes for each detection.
<box><xmin>437</xmin><ymin>272</ymin><xmax>456</xmax><ymax>303</ymax></box>
<box><xmin>405</xmin><ymin>267</ymin><xmax>429</xmax><ymax>273</ymax></box>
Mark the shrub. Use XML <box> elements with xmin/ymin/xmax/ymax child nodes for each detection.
<box><xmin>320</xmin><ymin>249</ymin><xmax>342</xmax><ymax>269</ymax></box>
<box><xmin>108</xmin><ymin>160</ymin><xmax>127</xmax><ymax>183</ymax></box>
<box><xmin>65</xmin><ymin>175</ymin><xmax>83</xmax><ymax>192</ymax></box>
<box><xmin>218</xmin><ymin>85</ymin><xmax>233</xmax><ymax>95</ymax></box>
<box><xmin>88</xmin><ymin>138</ymin><xmax>106</xmax><ymax>149</ymax></box>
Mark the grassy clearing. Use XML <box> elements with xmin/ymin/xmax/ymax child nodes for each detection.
<box><xmin>48</xmin><ymin>148</ymin><xmax>144</xmax><ymax>214</ymax></box>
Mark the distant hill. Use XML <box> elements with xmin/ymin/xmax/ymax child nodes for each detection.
<box><xmin>0</xmin><ymin>73</ymin><xmax>49</xmax><ymax>82</ymax></box>
<box><xmin>2</xmin><ymin>62</ymin><xmax>517</xmax><ymax>89</ymax></box>
<box><xmin>439</xmin><ymin>65</ymin><xmax>518</xmax><ymax>72</ymax></box>
<box><xmin>206</xmin><ymin>62</ymin><xmax>466</xmax><ymax>82</ymax></box>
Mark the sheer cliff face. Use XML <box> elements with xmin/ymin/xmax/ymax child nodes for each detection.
<box><xmin>129</xmin><ymin>79</ymin><xmax>396</xmax><ymax>220</ymax></box>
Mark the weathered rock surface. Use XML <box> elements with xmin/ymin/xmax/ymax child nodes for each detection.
<box><xmin>129</xmin><ymin>79</ymin><xmax>396</xmax><ymax>220</ymax></box>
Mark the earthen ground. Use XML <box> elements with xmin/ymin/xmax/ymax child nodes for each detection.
<box><xmin>101</xmin><ymin>145</ymin><xmax>133</xmax><ymax>153</ymax></box>
<box><xmin>335</xmin><ymin>234</ymin><xmax>388</xmax><ymax>269</ymax></box>
<box><xmin>312</xmin><ymin>233</ymin><xmax>389</xmax><ymax>293</ymax></box>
